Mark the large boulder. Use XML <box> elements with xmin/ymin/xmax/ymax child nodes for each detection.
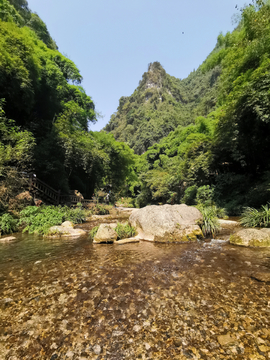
<box><xmin>129</xmin><ymin>204</ymin><xmax>203</xmax><ymax>242</ymax></box>
<box><xmin>93</xmin><ymin>224</ymin><xmax>118</xmax><ymax>244</ymax></box>
<box><xmin>230</xmin><ymin>228</ymin><xmax>270</xmax><ymax>247</ymax></box>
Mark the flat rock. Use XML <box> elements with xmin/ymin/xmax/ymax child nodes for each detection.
<box><xmin>47</xmin><ymin>225</ymin><xmax>86</xmax><ymax>238</ymax></box>
<box><xmin>129</xmin><ymin>204</ymin><xmax>203</xmax><ymax>242</ymax></box>
<box><xmin>218</xmin><ymin>219</ymin><xmax>239</xmax><ymax>229</ymax></box>
<box><xmin>115</xmin><ymin>238</ymin><xmax>140</xmax><ymax>245</ymax></box>
<box><xmin>230</xmin><ymin>228</ymin><xmax>270</xmax><ymax>247</ymax></box>
<box><xmin>0</xmin><ymin>236</ymin><xmax>16</xmax><ymax>242</ymax></box>
<box><xmin>217</xmin><ymin>333</ymin><xmax>237</xmax><ymax>346</ymax></box>
<box><xmin>251</xmin><ymin>271</ymin><xmax>270</xmax><ymax>283</ymax></box>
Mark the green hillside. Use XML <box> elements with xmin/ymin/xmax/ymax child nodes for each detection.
<box><xmin>128</xmin><ymin>0</ymin><xmax>270</xmax><ymax>213</ymax></box>
<box><xmin>0</xmin><ymin>0</ymin><xmax>135</xmax><ymax>214</ymax></box>
<box><xmin>104</xmin><ymin>61</ymin><xmax>220</xmax><ymax>154</ymax></box>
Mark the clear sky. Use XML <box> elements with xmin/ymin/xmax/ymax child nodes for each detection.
<box><xmin>27</xmin><ymin>0</ymin><xmax>247</xmax><ymax>131</ymax></box>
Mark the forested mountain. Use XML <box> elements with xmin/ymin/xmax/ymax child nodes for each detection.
<box><xmin>104</xmin><ymin>61</ymin><xmax>220</xmax><ymax>154</ymax></box>
<box><xmin>1</xmin><ymin>0</ymin><xmax>270</xmax><ymax>216</ymax></box>
<box><xmin>128</xmin><ymin>0</ymin><xmax>270</xmax><ymax>213</ymax></box>
<box><xmin>0</xmin><ymin>0</ymin><xmax>135</xmax><ymax>212</ymax></box>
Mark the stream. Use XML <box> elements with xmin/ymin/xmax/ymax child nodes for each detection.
<box><xmin>0</xmin><ymin>217</ymin><xmax>270</xmax><ymax>359</ymax></box>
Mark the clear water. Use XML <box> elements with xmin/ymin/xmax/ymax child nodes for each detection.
<box><xmin>0</xmin><ymin>224</ymin><xmax>270</xmax><ymax>359</ymax></box>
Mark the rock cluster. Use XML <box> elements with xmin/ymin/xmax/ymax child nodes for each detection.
<box><xmin>48</xmin><ymin>221</ymin><xmax>87</xmax><ymax>238</ymax></box>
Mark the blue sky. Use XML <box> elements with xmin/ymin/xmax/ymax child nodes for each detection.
<box><xmin>27</xmin><ymin>0</ymin><xmax>247</xmax><ymax>131</ymax></box>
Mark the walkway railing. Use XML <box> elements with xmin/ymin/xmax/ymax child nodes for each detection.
<box><xmin>28</xmin><ymin>174</ymin><xmax>93</xmax><ymax>206</ymax></box>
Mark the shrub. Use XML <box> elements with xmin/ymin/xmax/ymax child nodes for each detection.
<box><xmin>116</xmin><ymin>197</ymin><xmax>135</xmax><ymax>208</ymax></box>
<box><xmin>19</xmin><ymin>205</ymin><xmax>86</xmax><ymax>235</ymax></box>
<box><xmin>197</xmin><ymin>205</ymin><xmax>223</xmax><ymax>237</ymax></box>
<box><xmin>0</xmin><ymin>213</ymin><xmax>18</xmax><ymax>234</ymax></box>
<box><xmin>89</xmin><ymin>225</ymin><xmax>99</xmax><ymax>240</ymax></box>
<box><xmin>240</xmin><ymin>203</ymin><xmax>270</xmax><ymax>228</ymax></box>
<box><xmin>115</xmin><ymin>223</ymin><xmax>136</xmax><ymax>239</ymax></box>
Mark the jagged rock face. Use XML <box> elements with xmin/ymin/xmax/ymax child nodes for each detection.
<box><xmin>104</xmin><ymin>61</ymin><xmax>219</xmax><ymax>154</ymax></box>
<box><xmin>129</xmin><ymin>204</ymin><xmax>203</xmax><ymax>242</ymax></box>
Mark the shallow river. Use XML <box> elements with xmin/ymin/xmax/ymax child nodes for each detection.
<box><xmin>0</xmin><ymin>222</ymin><xmax>270</xmax><ymax>360</ymax></box>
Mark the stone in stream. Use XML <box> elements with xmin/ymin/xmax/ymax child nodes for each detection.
<box><xmin>129</xmin><ymin>204</ymin><xmax>203</xmax><ymax>242</ymax></box>
<box><xmin>93</xmin><ymin>224</ymin><xmax>117</xmax><ymax>244</ymax></box>
<box><xmin>0</xmin><ymin>236</ymin><xmax>16</xmax><ymax>242</ymax></box>
<box><xmin>230</xmin><ymin>228</ymin><xmax>270</xmax><ymax>247</ymax></box>
<box><xmin>47</xmin><ymin>221</ymin><xmax>87</xmax><ymax>238</ymax></box>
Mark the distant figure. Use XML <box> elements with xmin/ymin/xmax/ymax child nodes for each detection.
<box><xmin>105</xmin><ymin>193</ymin><xmax>110</xmax><ymax>204</ymax></box>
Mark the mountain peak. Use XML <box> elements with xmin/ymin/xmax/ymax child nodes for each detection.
<box><xmin>140</xmin><ymin>61</ymin><xmax>166</xmax><ymax>90</ymax></box>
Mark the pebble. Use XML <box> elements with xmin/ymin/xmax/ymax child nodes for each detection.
<box><xmin>133</xmin><ymin>325</ymin><xmax>141</xmax><ymax>332</ymax></box>
<box><xmin>93</xmin><ymin>344</ymin><xmax>101</xmax><ymax>355</ymax></box>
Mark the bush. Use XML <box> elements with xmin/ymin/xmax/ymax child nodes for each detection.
<box><xmin>87</xmin><ymin>203</ymin><xmax>110</xmax><ymax>215</ymax></box>
<box><xmin>240</xmin><ymin>203</ymin><xmax>270</xmax><ymax>228</ymax></box>
<box><xmin>197</xmin><ymin>205</ymin><xmax>223</xmax><ymax>237</ymax></box>
<box><xmin>89</xmin><ymin>225</ymin><xmax>99</xmax><ymax>240</ymax></box>
<box><xmin>0</xmin><ymin>213</ymin><xmax>18</xmax><ymax>234</ymax></box>
<box><xmin>19</xmin><ymin>205</ymin><xmax>86</xmax><ymax>235</ymax></box>
<box><xmin>116</xmin><ymin>197</ymin><xmax>135</xmax><ymax>208</ymax></box>
<box><xmin>181</xmin><ymin>185</ymin><xmax>198</xmax><ymax>205</ymax></box>
<box><xmin>115</xmin><ymin>223</ymin><xmax>136</xmax><ymax>239</ymax></box>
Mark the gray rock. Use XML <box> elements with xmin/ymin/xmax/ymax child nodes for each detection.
<box><xmin>93</xmin><ymin>224</ymin><xmax>118</xmax><ymax>244</ymax></box>
<box><xmin>47</xmin><ymin>223</ymin><xmax>86</xmax><ymax>238</ymax></box>
<box><xmin>129</xmin><ymin>204</ymin><xmax>203</xmax><ymax>242</ymax></box>
<box><xmin>61</xmin><ymin>221</ymin><xmax>74</xmax><ymax>228</ymax></box>
<box><xmin>230</xmin><ymin>228</ymin><xmax>270</xmax><ymax>247</ymax></box>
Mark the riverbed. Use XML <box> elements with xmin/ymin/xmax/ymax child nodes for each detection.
<box><xmin>0</xmin><ymin>220</ymin><xmax>270</xmax><ymax>359</ymax></box>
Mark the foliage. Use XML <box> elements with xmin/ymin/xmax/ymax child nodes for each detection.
<box><xmin>115</xmin><ymin>223</ymin><xmax>136</xmax><ymax>239</ymax></box>
<box><xmin>87</xmin><ymin>203</ymin><xmax>110</xmax><ymax>215</ymax></box>
<box><xmin>196</xmin><ymin>205</ymin><xmax>221</xmax><ymax>237</ymax></box>
<box><xmin>105</xmin><ymin>62</ymin><xmax>219</xmax><ymax>154</ymax></box>
<box><xmin>116</xmin><ymin>197</ymin><xmax>135</xmax><ymax>208</ymax></box>
<box><xmin>0</xmin><ymin>103</ymin><xmax>35</xmax><ymax>214</ymax></box>
<box><xmin>89</xmin><ymin>225</ymin><xmax>99</xmax><ymax>240</ymax></box>
<box><xmin>240</xmin><ymin>203</ymin><xmax>270</xmax><ymax>228</ymax></box>
<box><xmin>0</xmin><ymin>212</ymin><xmax>18</xmax><ymax>234</ymax></box>
<box><xmin>19</xmin><ymin>205</ymin><xmax>85</xmax><ymax>235</ymax></box>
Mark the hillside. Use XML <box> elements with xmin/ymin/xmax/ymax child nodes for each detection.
<box><xmin>104</xmin><ymin>61</ymin><xmax>220</xmax><ymax>154</ymax></box>
<box><xmin>0</xmin><ymin>0</ymin><xmax>136</xmax><ymax>212</ymax></box>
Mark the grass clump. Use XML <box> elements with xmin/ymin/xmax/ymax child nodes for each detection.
<box><xmin>115</xmin><ymin>223</ymin><xmax>136</xmax><ymax>239</ymax></box>
<box><xmin>0</xmin><ymin>213</ymin><xmax>18</xmax><ymax>235</ymax></box>
<box><xmin>240</xmin><ymin>203</ymin><xmax>270</xmax><ymax>228</ymax></box>
<box><xmin>89</xmin><ymin>225</ymin><xmax>99</xmax><ymax>240</ymax></box>
<box><xmin>19</xmin><ymin>205</ymin><xmax>86</xmax><ymax>235</ymax></box>
<box><xmin>197</xmin><ymin>205</ymin><xmax>226</xmax><ymax>237</ymax></box>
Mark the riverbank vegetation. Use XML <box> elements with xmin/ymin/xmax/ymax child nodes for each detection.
<box><xmin>1</xmin><ymin>0</ymin><xmax>270</xmax><ymax>236</ymax></box>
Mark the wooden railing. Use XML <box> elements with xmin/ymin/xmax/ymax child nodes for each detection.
<box><xmin>28</xmin><ymin>174</ymin><xmax>93</xmax><ymax>206</ymax></box>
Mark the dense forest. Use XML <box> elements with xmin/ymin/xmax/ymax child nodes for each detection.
<box><xmin>106</xmin><ymin>0</ymin><xmax>270</xmax><ymax>214</ymax></box>
<box><xmin>0</xmin><ymin>0</ymin><xmax>136</xmax><ymax>214</ymax></box>
<box><xmin>1</xmin><ymin>0</ymin><xmax>270</xmax><ymax>218</ymax></box>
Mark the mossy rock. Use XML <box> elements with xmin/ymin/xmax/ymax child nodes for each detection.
<box><xmin>230</xmin><ymin>228</ymin><xmax>270</xmax><ymax>247</ymax></box>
